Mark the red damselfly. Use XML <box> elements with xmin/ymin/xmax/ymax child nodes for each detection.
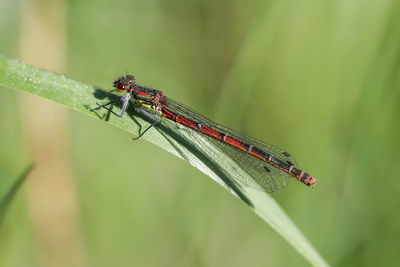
<box><xmin>96</xmin><ymin>75</ymin><xmax>317</xmax><ymax>192</ymax></box>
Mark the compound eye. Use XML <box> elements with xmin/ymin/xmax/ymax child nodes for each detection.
<box><xmin>117</xmin><ymin>82</ymin><xmax>126</xmax><ymax>91</ymax></box>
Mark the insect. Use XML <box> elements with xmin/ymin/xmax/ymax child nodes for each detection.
<box><xmin>96</xmin><ymin>75</ymin><xmax>317</xmax><ymax>192</ymax></box>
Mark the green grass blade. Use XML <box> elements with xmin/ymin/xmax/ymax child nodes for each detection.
<box><xmin>0</xmin><ymin>163</ymin><xmax>34</xmax><ymax>225</ymax></box>
<box><xmin>0</xmin><ymin>54</ymin><xmax>328</xmax><ymax>266</ymax></box>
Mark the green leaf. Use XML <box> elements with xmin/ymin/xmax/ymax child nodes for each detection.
<box><xmin>0</xmin><ymin>54</ymin><xmax>329</xmax><ymax>267</ymax></box>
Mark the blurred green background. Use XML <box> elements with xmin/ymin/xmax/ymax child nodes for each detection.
<box><xmin>1</xmin><ymin>0</ymin><xmax>400</xmax><ymax>266</ymax></box>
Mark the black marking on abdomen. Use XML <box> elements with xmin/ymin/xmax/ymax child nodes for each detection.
<box><xmin>251</xmin><ymin>146</ymin><xmax>267</xmax><ymax>157</ymax></box>
<box><xmin>245</xmin><ymin>144</ymin><xmax>252</xmax><ymax>153</ymax></box>
<box><xmin>220</xmin><ymin>133</ymin><xmax>226</xmax><ymax>141</ymax></box>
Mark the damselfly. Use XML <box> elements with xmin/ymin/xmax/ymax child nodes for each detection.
<box><xmin>96</xmin><ymin>75</ymin><xmax>317</xmax><ymax>192</ymax></box>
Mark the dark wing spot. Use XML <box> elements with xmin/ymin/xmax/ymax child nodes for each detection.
<box><xmin>263</xmin><ymin>166</ymin><xmax>271</xmax><ymax>172</ymax></box>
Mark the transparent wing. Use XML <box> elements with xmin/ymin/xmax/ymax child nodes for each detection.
<box><xmin>162</xmin><ymin>96</ymin><xmax>297</xmax><ymax>192</ymax></box>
